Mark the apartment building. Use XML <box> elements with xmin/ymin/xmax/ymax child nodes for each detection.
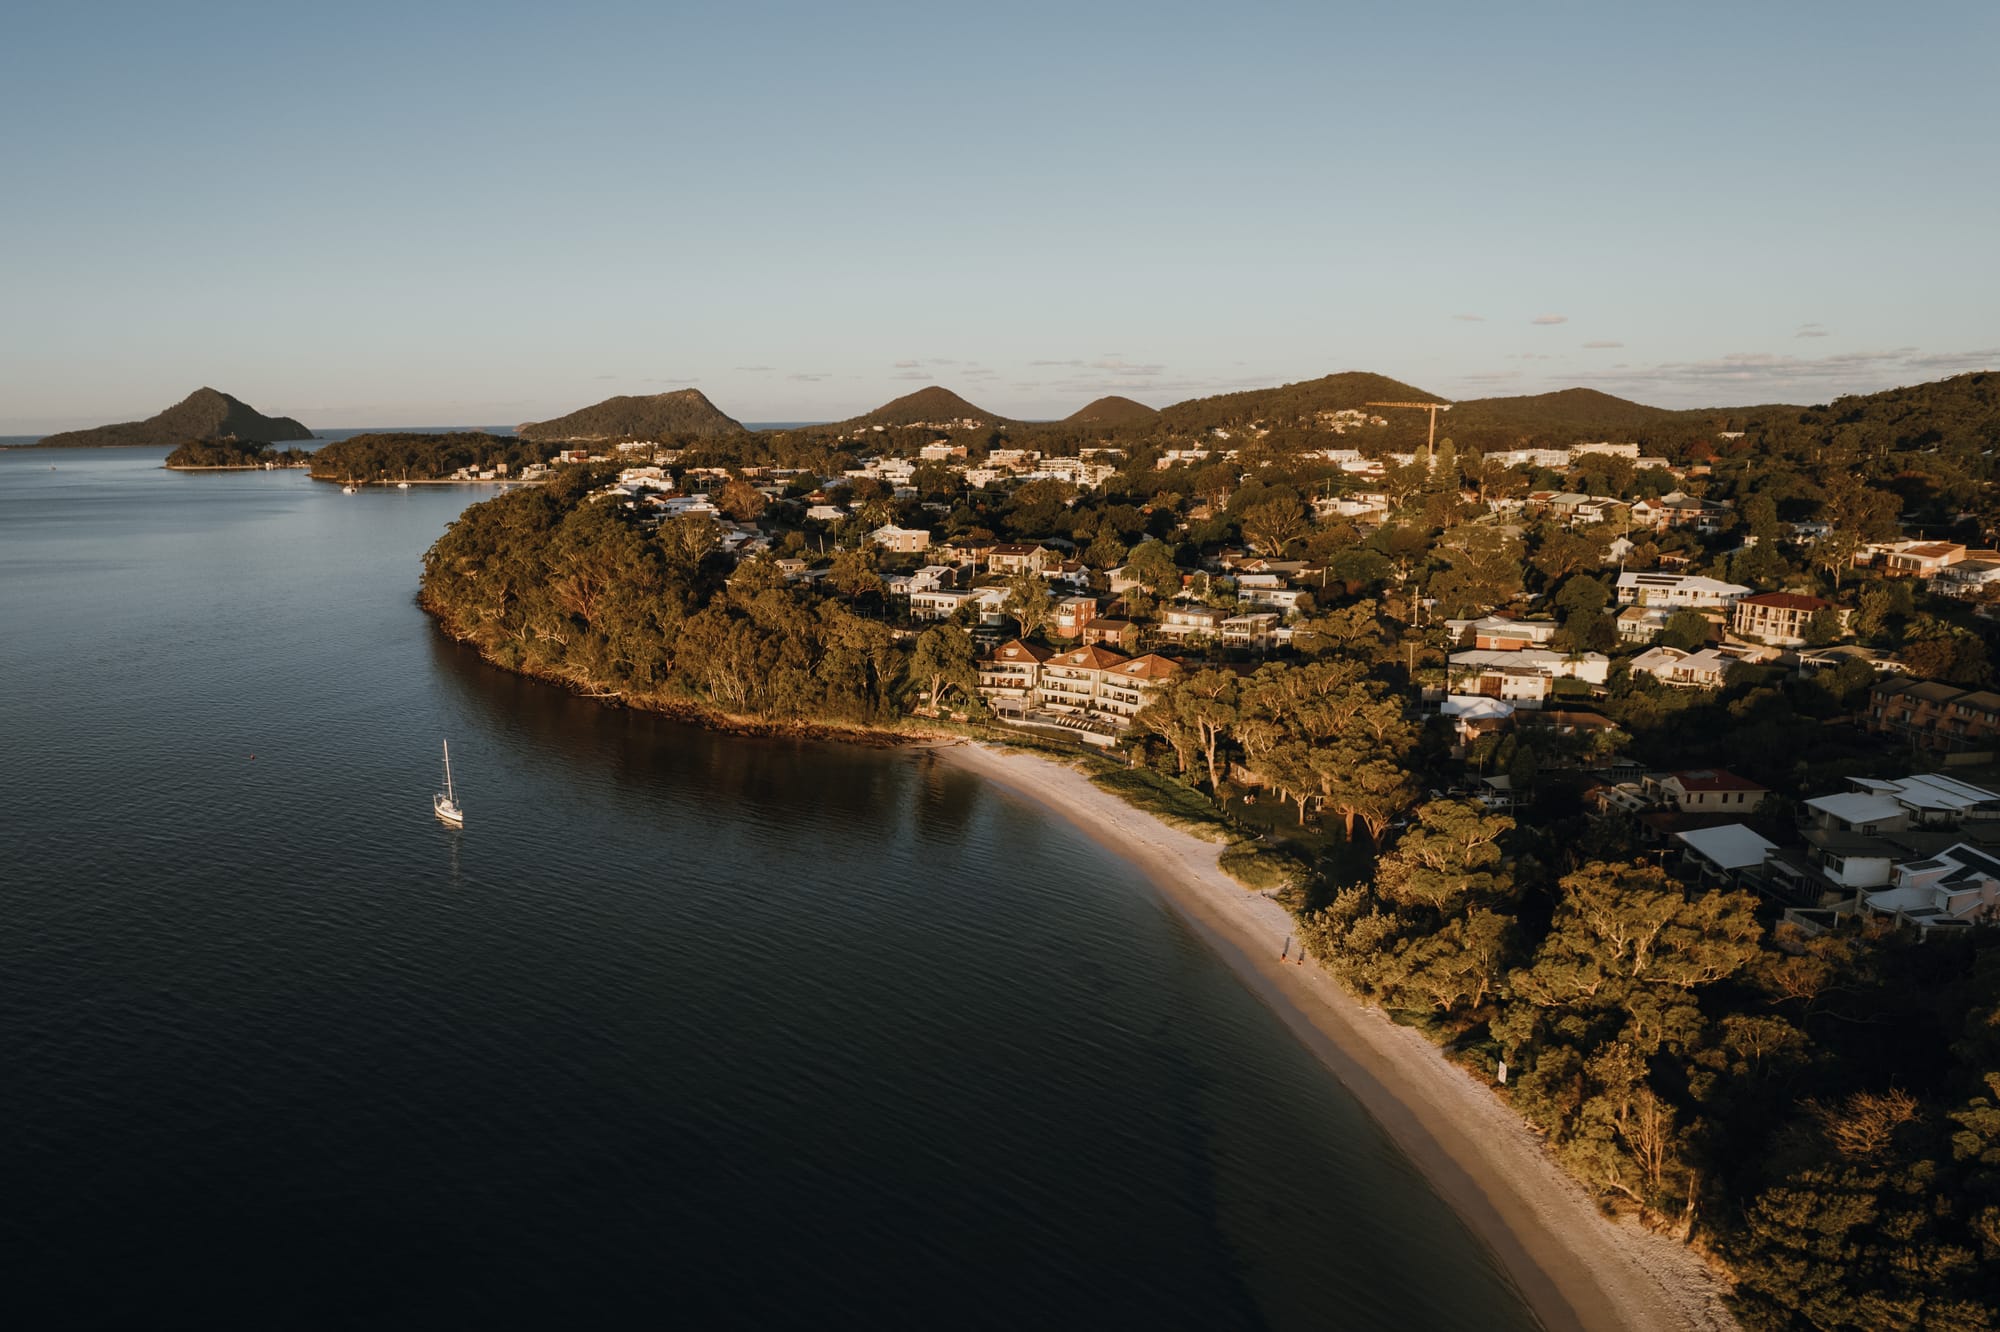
<box><xmin>1730</xmin><ymin>592</ymin><xmax>1843</xmax><ymax>646</ymax></box>
<box><xmin>1868</xmin><ymin>677</ymin><xmax>2000</xmax><ymax>751</ymax></box>
<box><xmin>976</xmin><ymin>640</ymin><xmax>1181</xmax><ymax>730</ymax></box>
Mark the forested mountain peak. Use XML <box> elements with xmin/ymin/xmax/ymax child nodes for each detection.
<box><xmin>1065</xmin><ymin>395</ymin><xmax>1160</xmax><ymax>425</ymax></box>
<box><xmin>1157</xmin><ymin>372</ymin><xmax>1441</xmax><ymax>431</ymax></box>
<box><xmin>517</xmin><ymin>389</ymin><xmax>745</xmax><ymax>441</ymax></box>
<box><xmin>35</xmin><ymin>388</ymin><xmax>314</xmax><ymax>448</ymax></box>
<box><xmin>839</xmin><ymin>386</ymin><xmax>1000</xmax><ymax>430</ymax></box>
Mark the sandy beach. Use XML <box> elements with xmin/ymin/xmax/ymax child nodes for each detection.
<box><xmin>940</xmin><ymin>741</ymin><xmax>1738</xmax><ymax>1332</ymax></box>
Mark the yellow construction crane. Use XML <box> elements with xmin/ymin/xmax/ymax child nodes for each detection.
<box><xmin>1365</xmin><ymin>400</ymin><xmax>1453</xmax><ymax>458</ymax></box>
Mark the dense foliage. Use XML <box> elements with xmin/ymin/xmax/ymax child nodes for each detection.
<box><xmin>309</xmin><ymin>433</ymin><xmax>556</xmax><ymax>482</ymax></box>
<box><xmin>164</xmin><ymin>438</ymin><xmax>312</xmax><ymax>467</ymax></box>
<box><xmin>421</xmin><ymin>480</ymin><xmax>915</xmax><ymax>725</ymax></box>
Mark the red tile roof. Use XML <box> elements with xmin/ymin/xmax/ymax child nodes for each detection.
<box><xmin>986</xmin><ymin>639</ymin><xmax>1052</xmax><ymax>664</ymax></box>
<box><xmin>1669</xmin><ymin>768</ymin><xmax>1767</xmax><ymax>792</ymax></box>
<box><xmin>1738</xmin><ymin>592</ymin><xmax>1832</xmax><ymax>611</ymax></box>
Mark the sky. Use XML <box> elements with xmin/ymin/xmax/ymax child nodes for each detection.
<box><xmin>2</xmin><ymin>0</ymin><xmax>1996</xmax><ymax>432</ymax></box>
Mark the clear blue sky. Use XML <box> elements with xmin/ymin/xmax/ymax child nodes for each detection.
<box><xmin>3</xmin><ymin>0</ymin><xmax>1995</xmax><ymax>431</ymax></box>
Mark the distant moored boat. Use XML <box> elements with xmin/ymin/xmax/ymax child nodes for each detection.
<box><xmin>434</xmin><ymin>739</ymin><xmax>465</xmax><ymax>827</ymax></box>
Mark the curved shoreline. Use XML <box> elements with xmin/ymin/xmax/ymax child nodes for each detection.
<box><xmin>937</xmin><ymin>741</ymin><xmax>1738</xmax><ymax>1332</ymax></box>
<box><xmin>422</xmin><ymin>593</ymin><xmax>1737</xmax><ymax>1327</ymax></box>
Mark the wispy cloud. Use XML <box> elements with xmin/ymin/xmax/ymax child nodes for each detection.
<box><xmin>1565</xmin><ymin>346</ymin><xmax>2000</xmax><ymax>405</ymax></box>
<box><xmin>1531</xmin><ymin>314</ymin><xmax>1568</xmax><ymax>326</ymax></box>
<box><xmin>1452</xmin><ymin>314</ymin><xmax>1486</xmax><ymax>323</ymax></box>
<box><xmin>1028</xmin><ymin>356</ymin><xmax>1164</xmax><ymax>377</ymax></box>
<box><xmin>592</xmin><ymin>374</ymin><xmax>617</xmax><ymax>380</ymax></box>
<box><xmin>892</xmin><ymin>359</ymin><xmax>921</xmax><ymax>369</ymax></box>
<box><xmin>891</xmin><ymin>370</ymin><xmax>933</xmax><ymax>381</ymax></box>
<box><xmin>1582</xmin><ymin>340</ymin><xmax>1624</xmax><ymax>349</ymax></box>
<box><xmin>733</xmin><ymin>364</ymin><xmax>775</xmax><ymax>373</ymax></box>
<box><xmin>788</xmin><ymin>372</ymin><xmax>830</xmax><ymax>382</ymax></box>
<box><xmin>1505</xmin><ymin>352</ymin><xmax>1557</xmax><ymax>361</ymax></box>
<box><xmin>1794</xmin><ymin>324</ymin><xmax>1830</xmax><ymax>339</ymax></box>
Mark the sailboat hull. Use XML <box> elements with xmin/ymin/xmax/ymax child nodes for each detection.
<box><xmin>434</xmin><ymin>794</ymin><xmax>464</xmax><ymax>827</ymax></box>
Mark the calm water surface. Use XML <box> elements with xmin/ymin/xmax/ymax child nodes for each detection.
<box><xmin>0</xmin><ymin>448</ymin><xmax>1537</xmax><ymax>1329</ymax></box>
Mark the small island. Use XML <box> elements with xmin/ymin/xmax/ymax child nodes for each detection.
<box><xmin>35</xmin><ymin>387</ymin><xmax>313</xmax><ymax>449</ymax></box>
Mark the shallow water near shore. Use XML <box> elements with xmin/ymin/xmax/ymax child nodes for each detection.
<box><xmin>0</xmin><ymin>447</ymin><xmax>1538</xmax><ymax>1329</ymax></box>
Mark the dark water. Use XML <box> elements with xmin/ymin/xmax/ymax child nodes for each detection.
<box><xmin>0</xmin><ymin>449</ymin><xmax>1537</xmax><ymax>1330</ymax></box>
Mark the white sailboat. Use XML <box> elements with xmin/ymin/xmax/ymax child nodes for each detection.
<box><xmin>434</xmin><ymin>739</ymin><xmax>465</xmax><ymax>827</ymax></box>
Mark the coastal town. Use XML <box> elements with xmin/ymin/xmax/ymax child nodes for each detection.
<box><xmin>422</xmin><ymin>380</ymin><xmax>2000</xmax><ymax>954</ymax></box>
<box><xmin>406</xmin><ymin>371</ymin><xmax>2000</xmax><ymax>1326</ymax></box>
<box><xmin>18</xmin><ymin>5</ymin><xmax>1995</xmax><ymax>1328</ymax></box>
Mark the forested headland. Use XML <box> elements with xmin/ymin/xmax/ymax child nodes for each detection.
<box><xmin>33</xmin><ymin>387</ymin><xmax>313</xmax><ymax>449</ymax></box>
<box><xmin>414</xmin><ymin>364</ymin><xmax>2000</xmax><ymax>1328</ymax></box>
<box><xmin>309</xmin><ymin>433</ymin><xmax>557</xmax><ymax>483</ymax></box>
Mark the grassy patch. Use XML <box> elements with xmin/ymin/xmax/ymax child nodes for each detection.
<box><xmin>1085</xmin><ymin>765</ymin><xmax>1233</xmax><ymax>841</ymax></box>
<box><xmin>1218</xmin><ymin>841</ymin><xmax>1310</xmax><ymax>890</ymax></box>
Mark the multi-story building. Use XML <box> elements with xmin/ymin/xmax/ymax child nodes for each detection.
<box><xmin>976</xmin><ymin>640</ymin><xmax>1181</xmax><ymax>731</ymax></box>
<box><xmin>1868</xmin><ymin>678</ymin><xmax>2000</xmax><ymax>751</ymax></box>
<box><xmin>868</xmin><ymin>525</ymin><xmax>932</xmax><ymax>554</ymax></box>
<box><xmin>987</xmin><ymin>543</ymin><xmax>1053</xmax><ymax>576</ymax></box>
<box><xmin>1053</xmin><ymin>596</ymin><xmax>1098</xmax><ymax>639</ymax></box>
<box><xmin>1730</xmin><ymin>592</ymin><xmax>1843</xmax><ymax>646</ymax></box>
<box><xmin>1081</xmin><ymin>618</ymin><xmax>1140</xmax><ymax>652</ymax></box>
<box><xmin>977</xmin><ymin>640</ymin><xmax>1051</xmax><ymax>714</ymax></box>
<box><xmin>1157</xmin><ymin>601</ymin><xmax>1227</xmax><ymax>641</ymax></box>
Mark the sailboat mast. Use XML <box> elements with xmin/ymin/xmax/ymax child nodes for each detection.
<box><xmin>443</xmin><ymin>740</ymin><xmax>455</xmax><ymax>802</ymax></box>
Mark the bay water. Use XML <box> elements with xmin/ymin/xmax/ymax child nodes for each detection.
<box><xmin>0</xmin><ymin>447</ymin><xmax>1536</xmax><ymax>1329</ymax></box>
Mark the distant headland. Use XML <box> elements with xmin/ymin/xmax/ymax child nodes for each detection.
<box><xmin>30</xmin><ymin>388</ymin><xmax>314</xmax><ymax>450</ymax></box>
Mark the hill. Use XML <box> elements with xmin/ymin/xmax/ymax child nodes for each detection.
<box><xmin>34</xmin><ymin>388</ymin><xmax>313</xmax><ymax>449</ymax></box>
<box><xmin>1448</xmin><ymin>387</ymin><xmax>1674</xmax><ymax>435</ymax></box>
<box><xmin>1788</xmin><ymin>369</ymin><xmax>2000</xmax><ymax>449</ymax></box>
<box><xmin>833</xmin><ymin>386</ymin><xmax>1000</xmax><ymax>431</ymax></box>
<box><xmin>1158</xmin><ymin>372</ymin><xmax>1439</xmax><ymax>432</ymax></box>
<box><xmin>1064</xmin><ymin>395</ymin><xmax>1159</xmax><ymax>426</ymax></box>
<box><xmin>517</xmin><ymin>389</ymin><xmax>744</xmax><ymax>441</ymax></box>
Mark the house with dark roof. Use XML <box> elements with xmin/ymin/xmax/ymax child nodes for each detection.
<box><xmin>1862</xmin><ymin>842</ymin><xmax>2000</xmax><ymax>936</ymax></box>
<box><xmin>1868</xmin><ymin>677</ymin><xmax>2000</xmax><ymax>751</ymax></box>
<box><xmin>1730</xmin><ymin>592</ymin><xmax>1844</xmax><ymax>646</ymax></box>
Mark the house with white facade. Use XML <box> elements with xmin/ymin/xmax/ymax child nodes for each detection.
<box><xmin>1863</xmin><ymin>843</ymin><xmax>2000</xmax><ymax>935</ymax></box>
<box><xmin>1628</xmin><ymin>645</ymin><xmax>1757</xmax><ymax>688</ymax></box>
<box><xmin>1157</xmin><ymin>601</ymin><xmax>1227</xmax><ymax>641</ymax></box>
<box><xmin>1448</xmin><ymin>649</ymin><xmax>1609</xmax><ymax>707</ymax></box>
<box><xmin>1730</xmin><ymin>592</ymin><xmax>1843</xmax><ymax>646</ymax></box>
<box><xmin>1616</xmin><ymin>572</ymin><xmax>1752</xmax><ymax>609</ymax></box>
